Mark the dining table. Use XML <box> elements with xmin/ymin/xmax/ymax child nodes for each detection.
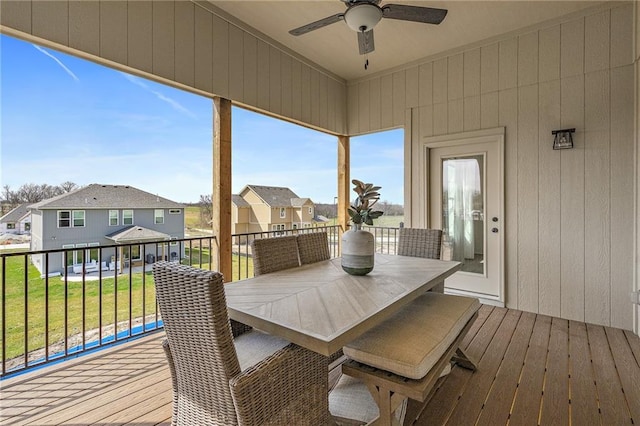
<box><xmin>225</xmin><ymin>254</ymin><xmax>461</xmax><ymax>357</ymax></box>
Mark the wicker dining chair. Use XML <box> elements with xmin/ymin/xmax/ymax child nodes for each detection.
<box><xmin>251</xmin><ymin>235</ymin><xmax>300</xmax><ymax>276</ymax></box>
<box><xmin>297</xmin><ymin>232</ymin><xmax>331</xmax><ymax>265</ymax></box>
<box><xmin>397</xmin><ymin>227</ymin><xmax>443</xmax><ymax>260</ymax></box>
<box><xmin>153</xmin><ymin>261</ymin><xmax>332</xmax><ymax>426</ymax></box>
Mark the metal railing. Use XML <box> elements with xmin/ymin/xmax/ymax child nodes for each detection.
<box><xmin>362</xmin><ymin>225</ymin><xmax>401</xmax><ymax>255</ymax></box>
<box><xmin>0</xmin><ymin>236</ymin><xmax>216</xmax><ymax>378</ymax></box>
<box><xmin>0</xmin><ymin>226</ymin><xmax>348</xmax><ymax>378</ymax></box>
<box><xmin>231</xmin><ymin>225</ymin><xmax>343</xmax><ymax>281</ymax></box>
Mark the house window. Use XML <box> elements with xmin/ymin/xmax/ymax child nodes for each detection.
<box><xmin>155</xmin><ymin>209</ymin><xmax>165</xmax><ymax>224</ymax></box>
<box><xmin>169</xmin><ymin>209</ymin><xmax>181</xmax><ymax>214</ymax></box>
<box><xmin>272</xmin><ymin>224</ymin><xmax>285</xmax><ymax>236</ymax></box>
<box><xmin>74</xmin><ymin>243</ymin><xmax>87</xmax><ymax>265</ymax></box>
<box><xmin>7</xmin><ymin>223</ymin><xmax>15</xmax><ymax>230</ymax></box>
<box><xmin>58</xmin><ymin>211</ymin><xmax>71</xmax><ymax>228</ymax></box>
<box><xmin>88</xmin><ymin>242</ymin><xmax>100</xmax><ymax>262</ymax></box>
<box><xmin>123</xmin><ymin>245</ymin><xmax>141</xmax><ymax>261</ymax></box>
<box><xmin>73</xmin><ymin>211</ymin><xmax>85</xmax><ymax>227</ymax></box>
<box><xmin>62</xmin><ymin>244</ymin><xmax>75</xmax><ymax>267</ymax></box>
<box><xmin>109</xmin><ymin>210</ymin><xmax>119</xmax><ymax>226</ymax></box>
<box><xmin>308</xmin><ymin>207</ymin><xmax>313</xmax><ymax>215</ymax></box>
<box><xmin>169</xmin><ymin>237</ymin><xmax>178</xmax><ymax>246</ymax></box>
<box><xmin>24</xmin><ymin>223</ymin><xmax>30</xmax><ymax>231</ymax></box>
<box><xmin>123</xmin><ymin>210</ymin><xmax>134</xmax><ymax>225</ymax></box>
<box><xmin>279</xmin><ymin>208</ymin><xmax>286</xmax><ymax>218</ymax></box>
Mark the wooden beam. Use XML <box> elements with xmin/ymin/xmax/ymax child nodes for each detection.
<box><xmin>213</xmin><ymin>97</ymin><xmax>232</xmax><ymax>282</ymax></box>
<box><xmin>337</xmin><ymin>135</ymin><xmax>350</xmax><ymax>236</ymax></box>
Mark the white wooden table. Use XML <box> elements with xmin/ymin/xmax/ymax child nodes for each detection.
<box><xmin>225</xmin><ymin>254</ymin><xmax>461</xmax><ymax>356</ymax></box>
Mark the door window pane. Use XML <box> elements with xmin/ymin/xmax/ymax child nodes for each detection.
<box><xmin>442</xmin><ymin>155</ymin><xmax>484</xmax><ymax>274</ymax></box>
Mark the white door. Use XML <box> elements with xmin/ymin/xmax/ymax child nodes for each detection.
<box><xmin>426</xmin><ymin>129</ymin><xmax>504</xmax><ymax>304</ymax></box>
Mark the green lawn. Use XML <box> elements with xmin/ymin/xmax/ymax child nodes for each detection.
<box><xmin>1</xmin><ymin>247</ymin><xmax>253</xmax><ymax>362</ymax></box>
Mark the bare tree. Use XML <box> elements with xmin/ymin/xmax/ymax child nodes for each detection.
<box><xmin>2</xmin><ymin>182</ymin><xmax>79</xmax><ymax>204</ymax></box>
<box><xmin>1</xmin><ymin>185</ymin><xmax>12</xmax><ymax>203</ymax></box>
<box><xmin>59</xmin><ymin>181</ymin><xmax>79</xmax><ymax>193</ymax></box>
<box><xmin>18</xmin><ymin>183</ymin><xmax>42</xmax><ymax>203</ymax></box>
<box><xmin>199</xmin><ymin>194</ymin><xmax>213</xmax><ymax>227</ymax></box>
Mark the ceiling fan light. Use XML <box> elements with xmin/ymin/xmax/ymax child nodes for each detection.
<box><xmin>344</xmin><ymin>3</ymin><xmax>382</xmax><ymax>32</ymax></box>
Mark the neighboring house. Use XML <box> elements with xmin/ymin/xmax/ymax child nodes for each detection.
<box><xmin>28</xmin><ymin>184</ymin><xmax>185</xmax><ymax>276</ymax></box>
<box><xmin>232</xmin><ymin>185</ymin><xmax>319</xmax><ymax>235</ymax></box>
<box><xmin>0</xmin><ymin>203</ymin><xmax>31</xmax><ymax>235</ymax></box>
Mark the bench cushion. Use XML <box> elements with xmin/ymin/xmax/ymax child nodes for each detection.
<box><xmin>343</xmin><ymin>292</ymin><xmax>480</xmax><ymax>380</ymax></box>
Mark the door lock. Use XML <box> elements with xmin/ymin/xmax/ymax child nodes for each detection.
<box><xmin>491</xmin><ymin>228</ymin><xmax>499</xmax><ymax>233</ymax></box>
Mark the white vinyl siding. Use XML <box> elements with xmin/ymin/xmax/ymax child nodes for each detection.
<box><xmin>346</xmin><ymin>4</ymin><xmax>634</xmax><ymax>330</ymax></box>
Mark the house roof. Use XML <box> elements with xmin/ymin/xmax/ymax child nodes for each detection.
<box><xmin>28</xmin><ymin>184</ymin><xmax>184</xmax><ymax>210</ymax></box>
<box><xmin>105</xmin><ymin>225</ymin><xmax>171</xmax><ymax>243</ymax></box>
<box><xmin>291</xmin><ymin>198</ymin><xmax>312</xmax><ymax>207</ymax></box>
<box><xmin>0</xmin><ymin>203</ymin><xmax>30</xmax><ymax>224</ymax></box>
<box><xmin>232</xmin><ymin>194</ymin><xmax>250</xmax><ymax>208</ymax></box>
<box><xmin>242</xmin><ymin>185</ymin><xmax>302</xmax><ymax>208</ymax></box>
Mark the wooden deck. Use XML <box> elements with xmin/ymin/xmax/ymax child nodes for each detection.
<box><xmin>2</xmin><ymin>305</ymin><xmax>639</xmax><ymax>425</ymax></box>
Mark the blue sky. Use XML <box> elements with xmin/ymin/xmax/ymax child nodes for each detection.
<box><xmin>0</xmin><ymin>34</ymin><xmax>403</xmax><ymax>204</ymax></box>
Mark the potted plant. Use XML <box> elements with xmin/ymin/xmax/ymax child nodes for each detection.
<box><xmin>347</xmin><ymin>179</ymin><xmax>384</xmax><ymax>227</ymax></box>
<box><xmin>341</xmin><ymin>179</ymin><xmax>384</xmax><ymax>275</ymax></box>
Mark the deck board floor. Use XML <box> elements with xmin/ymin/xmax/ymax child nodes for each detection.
<box><xmin>1</xmin><ymin>305</ymin><xmax>639</xmax><ymax>425</ymax></box>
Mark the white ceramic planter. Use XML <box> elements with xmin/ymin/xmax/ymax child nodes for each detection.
<box><xmin>341</xmin><ymin>225</ymin><xmax>375</xmax><ymax>275</ymax></box>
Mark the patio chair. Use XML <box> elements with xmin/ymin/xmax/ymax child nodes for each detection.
<box><xmin>397</xmin><ymin>227</ymin><xmax>443</xmax><ymax>259</ymax></box>
<box><xmin>153</xmin><ymin>261</ymin><xmax>332</xmax><ymax>426</ymax></box>
<box><xmin>297</xmin><ymin>232</ymin><xmax>331</xmax><ymax>265</ymax></box>
<box><xmin>251</xmin><ymin>235</ymin><xmax>300</xmax><ymax>276</ymax></box>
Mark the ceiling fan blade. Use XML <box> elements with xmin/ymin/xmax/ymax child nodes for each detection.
<box><xmin>357</xmin><ymin>29</ymin><xmax>375</xmax><ymax>55</ymax></box>
<box><xmin>382</xmin><ymin>4</ymin><xmax>447</xmax><ymax>25</ymax></box>
<box><xmin>289</xmin><ymin>13</ymin><xmax>344</xmax><ymax>36</ymax></box>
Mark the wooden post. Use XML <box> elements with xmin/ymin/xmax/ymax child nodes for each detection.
<box><xmin>213</xmin><ymin>97</ymin><xmax>232</xmax><ymax>282</ymax></box>
<box><xmin>338</xmin><ymin>135</ymin><xmax>350</xmax><ymax>238</ymax></box>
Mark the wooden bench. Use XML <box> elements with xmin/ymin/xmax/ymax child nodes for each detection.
<box><xmin>331</xmin><ymin>292</ymin><xmax>480</xmax><ymax>426</ymax></box>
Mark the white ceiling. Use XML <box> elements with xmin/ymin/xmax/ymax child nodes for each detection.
<box><xmin>208</xmin><ymin>1</ymin><xmax>607</xmax><ymax>81</ymax></box>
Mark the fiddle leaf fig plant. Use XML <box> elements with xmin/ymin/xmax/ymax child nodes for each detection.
<box><xmin>347</xmin><ymin>179</ymin><xmax>384</xmax><ymax>226</ymax></box>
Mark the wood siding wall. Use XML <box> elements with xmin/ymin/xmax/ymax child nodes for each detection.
<box><xmin>0</xmin><ymin>0</ymin><xmax>347</xmax><ymax>135</ymax></box>
<box><xmin>348</xmin><ymin>3</ymin><xmax>636</xmax><ymax>330</ymax></box>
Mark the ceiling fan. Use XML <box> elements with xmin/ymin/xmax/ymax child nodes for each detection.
<box><xmin>289</xmin><ymin>0</ymin><xmax>448</xmax><ymax>56</ymax></box>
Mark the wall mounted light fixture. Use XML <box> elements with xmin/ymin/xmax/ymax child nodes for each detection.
<box><xmin>552</xmin><ymin>128</ymin><xmax>575</xmax><ymax>150</ymax></box>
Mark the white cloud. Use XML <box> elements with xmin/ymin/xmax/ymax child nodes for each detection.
<box><xmin>121</xmin><ymin>73</ymin><xmax>196</xmax><ymax>118</ymax></box>
<box><xmin>32</xmin><ymin>45</ymin><xmax>79</xmax><ymax>81</ymax></box>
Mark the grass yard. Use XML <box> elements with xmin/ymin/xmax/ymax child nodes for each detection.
<box><xmin>1</xmin><ymin>247</ymin><xmax>253</xmax><ymax>362</ymax></box>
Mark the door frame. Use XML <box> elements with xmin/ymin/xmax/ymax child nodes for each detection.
<box><xmin>420</xmin><ymin>127</ymin><xmax>505</xmax><ymax>305</ymax></box>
